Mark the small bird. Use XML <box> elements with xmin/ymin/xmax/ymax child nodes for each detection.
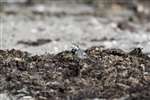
<box><xmin>71</xmin><ymin>43</ymin><xmax>88</xmax><ymax>60</ymax></box>
<box><xmin>71</xmin><ymin>43</ymin><xmax>96</xmax><ymax>63</ymax></box>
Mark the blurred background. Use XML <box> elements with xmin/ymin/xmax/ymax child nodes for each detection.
<box><xmin>0</xmin><ymin>0</ymin><xmax>150</xmax><ymax>55</ymax></box>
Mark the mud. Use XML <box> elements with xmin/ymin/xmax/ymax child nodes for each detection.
<box><xmin>0</xmin><ymin>47</ymin><xmax>150</xmax><ymax>100</ymax></box>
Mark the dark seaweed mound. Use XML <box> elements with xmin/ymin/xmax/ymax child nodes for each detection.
<box><xmin>0</xmin><ymin>47</ymin><xmax>150</xmax><ymax>100</ymax></box>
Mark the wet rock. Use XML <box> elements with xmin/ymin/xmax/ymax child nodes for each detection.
<box><xmin>17</xmin><ymin>39</ymin><xmax>52</xmax><ymax>46</ymax></box>
<box><xmin>91</xmin><ymin>37</ymin><xmax>115</xmax><ymax>42</ymax></box>
<box><xmin>117</xmin><ymin>21</ymin><xmax>136</xmax><ymax>32</ymax></box>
